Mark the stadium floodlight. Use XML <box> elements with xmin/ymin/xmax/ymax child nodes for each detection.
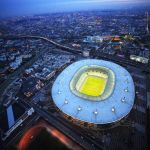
<box><xmin>93</xmin><ymin>110</ymin><xmax>98</xmax><ymax>115</ymax></box>
<box><xmin>111</xmin><ymin>107</ymin><xmax>115</xmax><ymax>112</ymax></box>
<box><xmin>58</xmin><ymin>90</ymin><xmax>61</xmax><ymax>94</ymax></box>
<box><xmin>121</xmin><ymin>97</ymin><xmax>126</xmax><ymax>103</ymax></box>
<box><xmin>124</xmin><ymin>88</ymin><xmax>128</xmax><ymax>92</ymax></box>
<box><xmin>64</xmin><ymin>99</ymin><xmax>68</xmax><ymax>104</ymax></box>
<box><xmin>77</xmin><ymin>106</ymin><xmax>82</xmax><ymax>111</ymax></box>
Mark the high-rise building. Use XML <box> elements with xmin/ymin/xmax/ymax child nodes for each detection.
<box><xmin>146</xmin><ymin>12</ymin><xmax>149</xmax><ymax>34</ymax></box>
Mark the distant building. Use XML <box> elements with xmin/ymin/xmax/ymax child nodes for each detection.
<box><xmin>22</xmin><ymin>54</ymin><xmax>32</xmax><ymax>59</ymax></box>
<box><xmin>83</xmin><ymin>36</ymin><xmax>103</xmax><ymax>43</ymax></box>
<box><xmin>9</xmin><ymin>56</ymin><xmax>22</xmax><ymax>71</ymax></box>
<box><xmin>0</xmin><ymin>54</ymin><xmax>7</xmax><ymax>62</ymax></box>
<box><xmin>146</xmin><ymin>12</ymin><xmax>149</xmax><ymax>34</ymax></box>
<box><xmin>111</xmin><ymin>36</ymin><xmax>122</xmax><ymax>42</ymax></box>
<box><xmin>130</xmin><ymin>55</ymin><xmax>149</xmax><ymax>64</ymax></box>
<box><xmin>35</xmin><ymin>68</ymin><xmax>56</xmax><ymax>81</ymax></box>
<box><xmin>83</xmin><ymin>51</ymin><xmax>90</xmax><ymax>57</ymax></box>
<box><xmin>21</xmin><ymin>77</ymin><xmax>44</xmax><ymax>97</ymax></box>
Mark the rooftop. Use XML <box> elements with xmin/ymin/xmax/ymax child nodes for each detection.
<box><xmin>52</xmin><ymin>59</ymin><xmax>135</xmax><ymax>124</ymax></box>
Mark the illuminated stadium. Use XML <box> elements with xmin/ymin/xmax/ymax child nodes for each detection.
<box><xmin>52</xmin><ymin>59</ymin><xmax>135</xmax><ymax>128</ymax></box>
<box><xmin>70</xmin><ymin>65</ymin><xmax>115</xmax><ymax>101</ymax></box>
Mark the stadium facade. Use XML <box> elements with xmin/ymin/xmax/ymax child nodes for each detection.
<box><xmin>52</xmin><ymin>59</ymin><xmax>135</xmax><ymax>128</ymax></box>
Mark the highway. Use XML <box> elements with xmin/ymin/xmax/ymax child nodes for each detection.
<box><xmin>4</xmin><ymin>114</ymin><xmax>40</xmax><ymax>148</ymax></box>
<box><xmin>19</xmin><ymin>99</ymin><xmax>103</xmax><ymax>150</ymax></box>
<box><xmin>0</xmin><ymin>35</ymin><xmax>149</xmax><ymax>72</ymax></box>
<box><xmin>0</xmin><ymin>34</ymin><xmax>80</xmax><ymax>101</ymax></box>
<box><xmin>0</xmin><ymin>35</ymin><xmax>83</xmax><ymax>55</ymax></box>
<box><xmin>93</xmin><ymin>51</ymin><xmax>150</xmax><ymax>73</ymax></box>
<box><xmin>1</xmin><ymin>34</ymin><xmax>149</xmax><ymax>150</ymax></box>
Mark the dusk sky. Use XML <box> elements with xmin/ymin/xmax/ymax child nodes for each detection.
<box><xmin>0</xmin><ymin>0</ymin><xmax>150</xmax><ymax>18</ymax></box>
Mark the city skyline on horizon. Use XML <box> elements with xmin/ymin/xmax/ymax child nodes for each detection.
<box><xmin>0</xmin><ymin>0</ymin><xmax>150</xmax><ymax>18</ymax></box>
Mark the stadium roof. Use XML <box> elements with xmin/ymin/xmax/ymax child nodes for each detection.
<box><xmin>52</xmin><ymin>59</ymin><xmax>135</xmax><ymax>124</ymax></box>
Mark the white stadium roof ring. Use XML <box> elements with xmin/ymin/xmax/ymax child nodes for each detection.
<box><xmin>52</xmin><ymin>59</ymin><xmax>135</xmax><ymax>125</ymax></box>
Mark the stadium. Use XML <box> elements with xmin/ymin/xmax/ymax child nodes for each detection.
<box><xmin>52</xmin><ymin>59</ymin><xmax>135</xmax><ymax>128</ymax></box>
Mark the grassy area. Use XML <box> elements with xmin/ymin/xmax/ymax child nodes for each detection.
<box><xmin>71</xmin><ymin>66</ymin><xmax>115</xmax><ymax>101</ymax></box>
<box><xmin>79</xmin><ymin>75</ymin><xmax>107</xmax><ymax>97</ymax></box>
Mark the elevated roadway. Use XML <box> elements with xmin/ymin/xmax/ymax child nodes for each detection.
<box><xmin>0</xmin><ymin>35</ymin><xmax>82</xmax><ymax>55</ymax></box>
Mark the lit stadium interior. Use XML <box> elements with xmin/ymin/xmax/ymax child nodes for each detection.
<box><xmin>70</xmin><ymin>65</ymin><xmax>115</xmax><ymax>101</ymax></box>
<box><xmin>76</xmin><ymin>70</ymin><xmax>108</xmax><ymax>97</ymax></box>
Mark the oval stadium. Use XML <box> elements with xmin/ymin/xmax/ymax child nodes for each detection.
<box><xmin>52</xmin><ymin>59</ymin><xmax>135</xmax><ymax>128</ymax></box>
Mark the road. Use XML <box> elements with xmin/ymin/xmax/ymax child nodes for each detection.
<box><xmin>93</xmin><ymin>51</ymin><xmax>150</xmax><ymax>73</ymax></box>
<box><xmin>0</xmin><ymin>34</ymin><xmax>81</xmax><ymax>102</ymax></box>
<box><xmin>0</xmin><ymin>54</ymin><xmax>38</xmax><ymax>104</ymax></box>
<box><xmin>19</xmin><ymin>99</ymin><xmax>103</xmax><ymax>150</ymax></box>
<box><xmin>1</xmin><ymin>34</ymin><xmax>149</xmax><ymax>150</ymax></box>
<box><xmin>4</xmin><ymin>114</ymin><xmax>40</xmax><ymax>148</ymax></box>
<box><xmin>0</xmin><ymin>35</ymin><xmax>83</xmax><ymax>55</ymax></box>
